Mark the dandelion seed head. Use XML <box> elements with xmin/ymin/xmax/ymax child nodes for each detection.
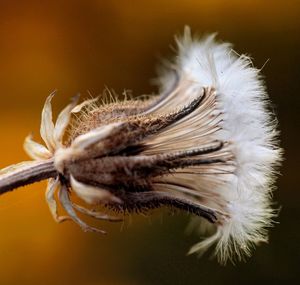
<box><xmin>18</xmin><ymin>27</ymin><xmax>282</xmax><ymax>264</ymax></box>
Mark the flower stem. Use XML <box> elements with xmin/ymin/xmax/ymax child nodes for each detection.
<box><xmin>0</xmin><ymin>159</ymin><xmax>57</xmax><ymax>195</ymax></box>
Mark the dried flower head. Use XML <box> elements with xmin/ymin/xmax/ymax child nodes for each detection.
<box><xmin>0</xmin><ymin>27</ymin><xmax>282</xmax><ymax>263</ymax></box>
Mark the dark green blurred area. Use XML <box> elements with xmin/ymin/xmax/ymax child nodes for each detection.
<box><xmin>0</xmin><ymin>0</ymin><xmax>298</xmax><ymax>284</ymax></box>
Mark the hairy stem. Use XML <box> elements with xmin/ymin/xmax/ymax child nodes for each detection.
<box><xmin>0</xmin><ymin>159</ymin><xmax>57</xmax><ymax>195</ymax></box>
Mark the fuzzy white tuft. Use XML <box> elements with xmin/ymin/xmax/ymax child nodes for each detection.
<box><xmin>156</xmin><ymin>27</ymin><xmax>282</xmax><ymax>263</ymax></box>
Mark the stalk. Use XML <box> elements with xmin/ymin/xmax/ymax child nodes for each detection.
<box><xmin>0</xmin><ymin>159</ymin><xmax>57</xmax><ymax>195</ymax></box>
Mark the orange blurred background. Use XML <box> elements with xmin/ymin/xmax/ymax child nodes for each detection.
<box><xmin>0</xmin><ymin>0</ymin><xmax>298</xmax><ymax>284</ymax></box>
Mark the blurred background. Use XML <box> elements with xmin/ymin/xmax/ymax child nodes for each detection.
<box><xmin>0</xmin><ymin>0</ymin><xmax>298</xmax><ymax>284</ymax></box>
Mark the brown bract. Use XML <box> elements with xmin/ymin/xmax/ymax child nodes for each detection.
<box><xmin>0</xmin><ymin>81</ymin><xmax>232</xmax><ymax>234</ymax></box>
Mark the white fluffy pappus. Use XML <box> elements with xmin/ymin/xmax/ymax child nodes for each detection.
<box><xmin>154</xmin><ymin>27</ymin><xmax>282</xmax><ymax>263</ymax></box>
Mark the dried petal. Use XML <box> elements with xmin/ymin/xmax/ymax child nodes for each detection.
<box><xmin>58</xmin><ymin>183</ymin><xmax>107</xmax><ymax>234</ymax></box>
<box><xmin>24</xmin><ymin>134</ymin><xmax>52</xmax><ymax>160</ymax></box>
<box><xmin>71</xmin><ymin>122</ymin><xmax>120</xmax><ymax>150</ymax></box>
<box><xmin>40</xmin><ymin>92</ymin><xmax>56</xmax><ymax>152</ymax></box>
<box><xmin>53</xmin><ymin>95</ymin><xmax>80</xmax><ymax>147</ymax></box>
<box><xmin>70</xmin><ymin>175</ymin><xmax>121</xmax><ymax>205</ymax></box>
<box><xmin>45</xmin><ymin>177</ymin><xmax>69</xmax><ymax>223</ymax></box>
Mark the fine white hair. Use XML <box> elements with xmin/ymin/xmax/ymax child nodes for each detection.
<box><xmin>156</xmin><ymin>27</ymin><xmax>282</xmax><ymax>263</ymax></box>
